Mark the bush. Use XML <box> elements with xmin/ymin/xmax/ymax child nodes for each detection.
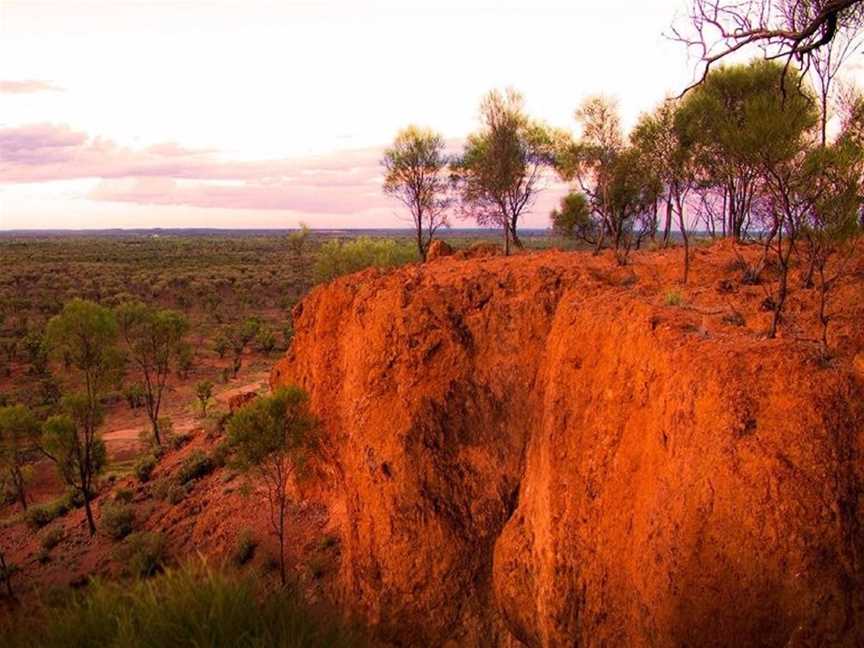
<box><xmin>232</xmin><ymin>530</ymin><xmax>257</xmax><ymax>566</ymax></box>
<box><xmin>101</xmin><ymin>501</ymin><xmax>134</xmax><ymax>540</ymax></box>
<box><xmin>255</xmin><ymin>328</ymin><xmax>277</xmax><ymax>354</ymax></box>
<box><xmin>313</xmin><ymin>237</ymin><xmax>417</xmax><ymax>283</ymax></box>
<box><xmin>114</xmin><ymin>488</ymin><xmax>134</xmax><ymax>503</ymax></box>
<box><xmin>0</xmin><ymin>562</ymin><xmax>362</xmax><ymax>647</ymax></box>
<box><xmin>166</xmin><ymin>481</ymin><xmax>191</xmax><ymax>505</ymax></box>
<box><xmin>134</xmin><ymin>455</ymin><xmax>157</xmax><ymax>483</ymax></box>
<box><xmin>25</xmin><ymin>492</ymin><xmax>80</xmax><ymax>529</ymax></box>
<box><xmin>114</xmin><ymin>531</ymin><xmax>165</xmax><ymax>578</ymax></box>
<box><xmin>177</xmin><ymin>451</ymin><xmax>214</xmax><ymax>485</ymax></box>
<box><xmin>170</xmin><ymin>432</ymin><xmax>192</xmax><ymax>451</ymax></box>
<box><xmin>40</xmin><ymin>526</ymin><xmax>65</xmax><ymax>552</ymax></box>
<box><xmin>664</xmin><ymin>289</ymin><xmax>683</xmax><ymax>306</ymax></box>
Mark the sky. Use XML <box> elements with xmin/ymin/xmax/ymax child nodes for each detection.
<box><xmin>0</xmin><ymin>0</ymin><xmax>746</xmax><ymax>230</ymax></box>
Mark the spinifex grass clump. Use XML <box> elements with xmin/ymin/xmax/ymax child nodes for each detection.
<box><xmin>0</xmin><ymin>562</ymin><xmax>364</xmax><ymax>648</ymax></box>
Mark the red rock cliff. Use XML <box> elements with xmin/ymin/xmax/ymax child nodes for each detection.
<box><xmin>272</xmin><ymin>245</ymin><xmax>864</xmax><ymax>647</ymax></box>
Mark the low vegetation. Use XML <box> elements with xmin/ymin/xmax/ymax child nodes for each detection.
<box><xmin>0</xmin><ymin>562</ymin><xmax>362</xmax><ymax>647</ymax></box>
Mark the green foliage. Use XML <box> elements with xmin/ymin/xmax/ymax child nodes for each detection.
<box><xmin>228</xmin><ymin>387</ymin><xmax>316</xmax><ymax>469</ymax></box>
<box><xmin>382</xmin><ymin>126</ymin><xmax>451</xmax><ymax>259</ymax></box>
<box><xmin>0</xmin><ymin>404</ymin><xmax>40</xmax><ymax>507</ymax></box>
<box><xmin>114</xmin><ymin>487</ymin><xmax>134</xmax><ymax>503</ymax></box>
<box><xmin>255</xmin><ymin>327</ymin><xmax>277</xmax><ymax>354</ymax></box>
<box><xmin>113</xmin><ymin>531</ymin><xmax>165</xmax><ymax>578</ymax></box>
<box><xmin>665</xmin><ymin>289</ymin><xmax>684</xmax><ymax>306</ymax></box>
<box><xmin>232</xmin><ymin>530</ymin><xmax>258</xmax><ymax>566</ymax></box>
<box><xmin>177</xmin><ymin>450</ymin><xmax>214</xmax><ymax>485</ymax></box>
<box><xmin>123</xmin><ymin>383</ymin><xmax>145</xmax><ymax>409</ymax></box>
<box><xmin>453</xmin><ymin>88</ymin><xmax>557</xmax><ymax>253</ymax></box>
<box><xmin>39</xmin><ymin>526</ymin><xmax>65</xmax><ymax>552</ymax></box>
<box><xmin>42</xmin><ymin>407</ymin><xmax>107</xmax><ymax>491</ymax></box>
<box><xmin>100</xmin><ymin>501</ymin><xmax>135</xmax><ymax>540</ymax></box>
<box><xmin>227</xmin><ymin>386</ymin><xmax>317</xmax><ymax>585</ymax></box>
<box><xmin>313</xmin><ymin>237</ymin><xmax>417</xmax><ymax>283</ymax></box>
<box><xmin>550</xmin><ymin>192</ymin><xmax>595</xmax><ymax>242</ymax></box>
<box><xmin>134</xmin><ymin>454</ymin><xmax>157</xmax><ymax>483</ymax></box>
<box><xmin>0</xmin><ymin>562</ymin><xmax>363</xmax><ymax>648</ymax></box>
<box><xmin>195</xmin><ymin>380</ymin><xmax>214</xmax><ymax>416</ymax></box>
<box><xmin>26</xmin><ymin>502</ymin><xmax>63</xmax><ymax>529</ymax></box>
<box><xmin>45</xmin><ymin>299</ymin><xmax>120</xmax><ymax>391</ymax></box>
<box><xmin>116</xmin><ymin>302</ymin><xmax>189</xmax><ymax>445</ymax></box>
<box><xmin>677</xmin><ymin>60</ymin><xmax>817</xmax><ymax>167</ymax></box>
<box><xmin>25</xmin><ymin>491</ymin><xmax>81</xmax><ymax>528</ymax></box>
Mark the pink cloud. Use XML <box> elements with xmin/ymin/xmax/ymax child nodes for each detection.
<box><xmin>0</xmin><ymin>123</ymin><xmax>565</xmax><ymax>224</ymax></box>
<box><xmin>0</xmin><ymin>80</ymin><xmax>64</xmax><ymax>94</ymax></box>
<box><xmin>0</xmin><ymin>123</ymin><xmax>385</xmax><ymax>185</ymax></box>
<box><xmin>88</xmin><ymin>177</ymin><xmax>385</xmax><ymax>213</ymax></box>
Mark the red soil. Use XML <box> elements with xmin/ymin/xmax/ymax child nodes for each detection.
<box><xmin>271</xmin><ymin>241</ymin><xmax>864</xmax><ymax>646</ymax></box>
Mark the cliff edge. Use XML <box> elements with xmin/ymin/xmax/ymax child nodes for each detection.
<box><xmin>272</xmin><ymin>243</ymin><xmax>864</xmax><ymax>647</ymax></box>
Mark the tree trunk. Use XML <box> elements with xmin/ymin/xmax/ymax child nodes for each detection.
<box><xmin>820</xmin><ymin>91</ymin><xmax>829</xmax><ymax>148</ymax></box>
<box><xmin>818</xmin><ymin>264</ymin><xmax>831</xmax><ymax>359</ymax></box>
<box><xmin>769</xmin><ymin>239</ymin><xmax>790</xmax><ymax>339</ymax></box>
<box><xmin>675</xmin><ymin>192</ymin><xmax>690</xmax><ymax>284</ymax></box>
<box><xmin>83</xmin><ymin>489</ymin><xmax>96</xmax><ymax>536</ymax></box>
<box><xmin>151</xmin><ymin>417</ymin><xmax>162</xmax><ymax>447</ymax></box>
<box><xmin>13</xmin><ymin>467</ymin><xmax>27</xmax><ymax>510</ymax></box>
<box><xmin>0</xmin><ymin>551</ymin><xmax>14</xmax><ymax>600</ymax></box>
<box><xmin>509</xmin><ymin>221</ymin><xmax>524</xmax><ymax>250</ymax></box>
<box><xmin>662</xmin><ymin>195</ymin><xmax>673</xmax><ymax>247</ymax></box>
<box><xmin>503</xmin><ymin>224</ymin><xmax>511</xmax><ymax>256</ymax></box>
<box><xmin>278</xmin><ymin>496</ymin><xmax>286</xmax><ymax>587</ymax></box>
<box><xmin>416</xmin><ymin>222</ymin><xmax>427</xmax><ymax>262</ymax></box>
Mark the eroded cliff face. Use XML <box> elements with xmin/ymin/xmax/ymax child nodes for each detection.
<box><xmin>272</xmin><ymin>245</ymin><xmax>864</xmax><ymax>647</ymax></box>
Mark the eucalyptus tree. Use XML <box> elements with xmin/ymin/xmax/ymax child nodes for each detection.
<box><xmin>228</xmin><ymin>387</ymin><xmax>317</xmax><ymax>587</ymax></box>
<box><xmin>44</xmin><ymin>299</ymin><xmax>119</xmax><ymax>535</ymax></box>
<box><xmin>675</xmin><ymin>59</ymin><xmax>817</xmax><ymax>241</ymax></box>
<box><xmin>800</xmin><ymin>103</ymin><xmax>864</xmax><ymax>355</ymax></box>
<box><xmin>116</xmin><ymin>302</ymin><xmax>189</xmax><ymax>447</ymax></box>
<box><xmin>0</xmin><ymin>404</ymin><xmax>40</xmax><ymax>510</ymax></box>
<box><xmin>632</xmin><ymin>100</ymin><xmax>697</xmax><ymax>281</ymax></box>
<box><xmin>452</xmin><ymin>88</ymin><xmax>556</xmax><ymax>255</ymax></box>
<box><xmin>382</xmin><ymin>126</ymin><xmax>451</xmax><ymax>260</ymax></box>
<box><xmin>555</xmin><ymin>96</ymin><xmax>661</xmax><ymax>261</ymax></box>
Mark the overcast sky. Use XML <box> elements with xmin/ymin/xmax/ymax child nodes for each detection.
<box><xmin>0</xmin><ymin>0</ymin><xmax>826</xmax><ymax>230</ymax></box>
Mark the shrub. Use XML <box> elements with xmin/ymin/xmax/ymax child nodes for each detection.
<box><xmin>232</xmin><ymin>530</ymin><xmax>257</xmax><ymax>566</ymax></box>
<box><xmin>124</xmin><ymin>383</ymin><xmax>145</xmax><ymax>409</ymax></box>
<box><xmin>134</xmin><ymin>455</ymin><xmax>157</xmax><ymax>483</ymax></box>
<box><xmin>151</xmin><ymin>476</ymin><xmax>172</xmax><ymax>501</ymax></box>
<box><xmin>0</xmin><ymin>562</ymin><xmax>361</xmax><ymax>647</ymax></box>
<box><xmin>177</xmin><ymin>451</ymin><xmax>214</xmax><ymax>485</ymax></box>
<box><xmin>40</xmin><ymin>527</ymin><xmax>65</xmax><ymax>552</ymax></box>
<box><xmin>100</xmin><ymin>501</ymin><xmax>134</xmax><ymax>540</ymax></box>
<box><xmin>255</xmin><ymin>328</ymin><xmax>277</xmax><ymax>354</ymax></box>
<box><xmin>114</xmin><ymin>531</ymin><xmax>165</xmax><ymax>578</ymax></box>
<box><xmin>166</xmin><ymin>481</ymin><xmax>191</xmax><ymax>505</ymax></box>
<box><xmin>313</xmin><ymin>237</ymin><xmax>417</xmax><ymax>283</ymax></box>
<box><xmin>25</xmin><ymin>493</ymin><xmax>78</xmax><ymax>529</ymax></box>
<box><xmin>664</xmin><ymin>289</ymin><xmax>683</xmax><ymax>306</ymax></box>
<box><xmin>195</xmin><ymin>380</ymin><xmax>214</xmax><ymax>416</ymax></box>
<box><xmin>114</xmin><ymin>488</ymin><xmax>134</xmax><ymax>504</ymax></box>
<box><xmin>170</xmin><ymin>432</ymin><xmax>192</xmax><ymax>451</ymax></box>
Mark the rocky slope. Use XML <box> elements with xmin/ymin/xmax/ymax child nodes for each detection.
<box><xmin>272</xmin><ymin>243</ymin><xmax>864</xmax><ymax>647</ymax></box>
